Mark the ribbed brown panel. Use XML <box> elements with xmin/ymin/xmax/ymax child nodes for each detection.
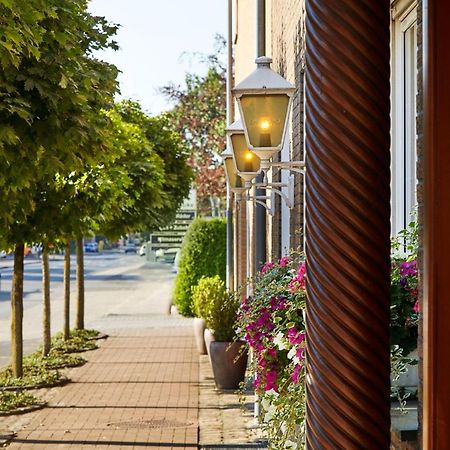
<box><xmin>304</xmin><ymin>1</ymin><xmax>391</xmax><ymax>449</ymax></box>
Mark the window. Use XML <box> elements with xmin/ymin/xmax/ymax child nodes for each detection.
<box><xmin>391</xmin><ymin>2</ymin><xmax>418</xmax><ymax>235</ymax></box>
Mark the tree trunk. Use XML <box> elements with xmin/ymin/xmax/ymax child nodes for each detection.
<box><xmin>76</xmin><ymin>237</ymin><xmax>84</xmax><ymax>330</ymax></box>
<box><xmin>11</xmin><ymin>244</ymin><xmax>24</xmax><ymax>378</ymax></box>
<box><xmin>42</xmin><ymin>245</ymin><xmax>51</xmax><ymax>356</ymax></box>
<box><xmin>63</xmin><ymin>241</ymin><xmax>71</xmax><ymax>341</ymax></box>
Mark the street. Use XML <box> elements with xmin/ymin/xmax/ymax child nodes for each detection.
<box><xmin>0</xmin><ymin>252</ymin><xmax>176</xmax><ymax>368</ymax></box>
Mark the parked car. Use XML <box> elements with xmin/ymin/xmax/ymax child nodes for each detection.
<box><xmin>163</xmin><ymin>247</ymin><xmax>178</xmax><ymax>264</ymax></box>
<box><xmin>84</xmin><ymin>242</ymin><xmax>98</xmax><ymax>253</ymax></box>
<box><xmin>124</xmin><ymin>243</ymin><xmax>136</xmax><ymax>253</ymax></box>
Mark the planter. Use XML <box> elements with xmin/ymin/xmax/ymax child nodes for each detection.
<box><xmin>203</xmin><ymin>328</ymin><xmax>215</xmax><ymax>357</ymax></box>
<box><xmin>193</xmin><ymin>318</ymin><xmax>207</xmax><ymax>355</ymax></box>
<box><xmin>209</xmin><ymin>341</ymin><xmax>248</xmax><ymax>390</ymax></box>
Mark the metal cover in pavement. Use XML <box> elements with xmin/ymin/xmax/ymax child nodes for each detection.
<box><xmin>109</xmin><ymin>419</ymin><xmax>195</xmax><ymax>429</ymax></box>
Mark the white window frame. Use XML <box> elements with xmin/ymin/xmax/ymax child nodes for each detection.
<box><xmin>391</xmin><ymin>0</ymin><xmax>418</xmax><ymax>235</ymax></box>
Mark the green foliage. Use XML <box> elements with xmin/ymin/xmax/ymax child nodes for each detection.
<box><xmin>0</xmin><ymin>0</ymin><xmax>119</xmax><ymax>247</ymax></box>
<box><xmin>174</xmin><ymin>218</ymin><xmax>226</xmax><ymax>316</ymax></box>
<box><xmin>99</xmin><ymin>101</ymin><xmax>193</xmax><ymax>238</ymax></box>
<box><xmin>192</xmin><ymin>275</ymin><xmax>238</xmax><ymax>341</ymax></box>
<box><xmin>208</xmin><ymin>288</ymin><xmax>240</xmax><ymax>342</ymax></box>
<box><xmin>192</xmin><ymin>275</ymin><xmax>225</xmax><ymax>323</ymax></box>
<box><xmin>390</xmin><ymin>221</ymin><xmax>419</xmax><ymax>356</ymax></box>
<box><xmin>51</xmin><ymin>332</ymin><xmax>97</xmax><ymax>353</ymax></box>
<box><xmin>161</xmin><ymin>36</ymin><xmax>226</xmax><ymax>215</ymax></box>
<box><xmin>24</xmin><ymin>350</ymin><xmax>86</xmax><ymax>370</ymax></box>
<box><xmin>0</xmin><ymin>365</ymin><xmax>63</xmax><ymax>388</ymax></box>
<box><xmin>0</xmin><ymin>390</ymin><xmax>40</xmax><ymax>413</ymax></box>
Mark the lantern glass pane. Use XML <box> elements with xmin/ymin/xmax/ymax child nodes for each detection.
<box><xmin>231</xmin><ymin>133</ymin><xmax>260</xmax><ymax>174</ymax></box>
<box><xmin>240</xmin><ymin>94</ymin><xmax>290</xmax><ymax>148</ymax></box>
<box><xmin>224</xmin><ymin>158</ymin><xmax>244</xmax><ymax>189</ymax></box>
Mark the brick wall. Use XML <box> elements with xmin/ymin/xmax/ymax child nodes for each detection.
<box><xmin>270</xmin><ymin>0</ymin><xmax>306</xmax><ymax>254</ymax></box>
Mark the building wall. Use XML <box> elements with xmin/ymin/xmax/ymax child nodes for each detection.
<box><xmin>270</xmin><ymin>0</ymin><xmax>306</xmax><ymax>254</ymax></box>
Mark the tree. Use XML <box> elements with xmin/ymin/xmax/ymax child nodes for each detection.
<box><xmin>0</xmin><ymin>0</ymin><xmax>119</xmax><ymax>375</ymax></box>
<box><xmin>54</xmin><ymin>101</ymin><xmax>192</xmax><ymax>329</ymax></box>
<box><xmin>161</xmin><ymin>36</ymin><xmax>226</xmax><ymax>216</ymax></box>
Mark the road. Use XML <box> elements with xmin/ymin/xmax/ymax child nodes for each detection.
<box><xmin>0</xmin><ymin>252</ymin><xmax>176</xmax><ymax>368</ymax></box>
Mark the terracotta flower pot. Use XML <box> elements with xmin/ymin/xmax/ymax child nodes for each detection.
<box><xmin>209</xmin><ymin>341</ymin><xmax>248</xmax><ymax>390</ymax></box>
<box><xmin>204</xmin><ymin>328</ymin><xmax>216</xmax><ymax>357</ymax></box>
<box><xmin>193</xmin><ymin>318</ymin><xmax>207</xmax><ymax>355</ymax></box>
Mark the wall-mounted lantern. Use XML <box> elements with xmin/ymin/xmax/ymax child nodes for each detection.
<box><xmin>227</xmin><ymin>120</ymin><xmax>261</xmax><ymax>186</ymax></box>
<box><xmin>233</xmin><ymin>56</ymin><xmax>295</xmax><ymax>170</ymax></box>
<box><xmin>222</xmin><ymin>147</ymin><xmax>247</xmax><ymax>200</ymax></box>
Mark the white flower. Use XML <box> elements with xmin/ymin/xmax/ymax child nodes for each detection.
<box><xmin>263</xmin><ymin>404</ymin><xmax>276</xmax><ymax>423</ymax></box>
<box><xmin>265</xmin><ymin>388</ymin><xmax>279</xmax><ymax>398</ymax></box>
<box><xmin>261</xmin><ymin>396</ymin><xmax>271</xmax><ymax>411</ymax></box>
<box><xmin>285</xmin><ymin>439</ymin><xmax>298</xmax><ymax>449</ymax></box>
<box><xmin>287</xmin><ymin>347</ymin><xmax>296</xmax><ymax>360</ymax></box>
<box><xmin>273</xmin><ymin>332</ymin><xmax>287</xmax><ymax>350</ymax></box>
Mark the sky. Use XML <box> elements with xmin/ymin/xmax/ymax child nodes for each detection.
<box><xmin>88</xmin><ymin>0</ymin><xmax>227</xmax><ymax>115</ymax></box>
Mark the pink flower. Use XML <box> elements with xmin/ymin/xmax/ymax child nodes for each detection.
<box><xmin>261</xmin><ymin>262</ymin><xmax>274</xmax><ymax>274</ymax></box>
<box><xmin>279</xmin><ymin>256</ymin><xmax>289</xmax><ymax>267</ymax></box>
<box><xmin>265</xmin><ymin>382</ymin><xmax>278</xmax><ymax>392</ymax></box>
<box><xmin>266</xmin><ymin>370</ymin><xmax>277</xmax><ymax>383</ymax></box>
<box><xmin>291</xmin><ymin>364</ymin><xmax>301</xmax><ymax>384</ymax></box>
<box><xmin>413</xmin><ymin>300</ymin><xmax>420</xmax><ymax>314</ymax></box>
<box><xmin>270</xmin><ymin>296</ymin><xmax>287</xmax><ymax>311</ymax></box>
<box><xmin>296</xmin><ymin>347</ymin><xmax>305</xmax><ymax>360</ymax></box>
<box><xmin>266</xmin><ymin>348</ymin><xmax>277</xmax><ymax>358</ymax></box>
<box><xmin>400</xmin><ymin>260</ymin><xmax>417</xmax><ymax>277</ymax></box>
<box><xmin>288</xmin><ymin>262</ymin><xmax>307</xmax><ymax>292</ymax></box>
<box><xmin>288</xmin><ymin>327</ymin><xmax>305</xmax><ymax>345</ymax></box>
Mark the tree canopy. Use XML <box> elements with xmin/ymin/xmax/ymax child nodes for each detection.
<box><xmin>0</xmin><ymin>0</ymin><xmax>119</xmax><ymax>245</ymax></box>
<box><xmin>161</xmin><ymin>36</ymin><xmax>226</xmax><ymax>216</ymax></box>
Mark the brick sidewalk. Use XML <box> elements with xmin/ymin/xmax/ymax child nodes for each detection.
<box><xmin>7</xmin><ymin>326</ymin><xmax>199</xmax><ymax>449</ymax></box>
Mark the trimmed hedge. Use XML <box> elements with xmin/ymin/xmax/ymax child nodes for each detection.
<box><xmin>174</xmin><ymin>218</ymin><xmax>226</xmax><ymax>316</ymax></box>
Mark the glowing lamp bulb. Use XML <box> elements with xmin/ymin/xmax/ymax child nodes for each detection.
<box><xmin>260</xmin><ymin>119</ymin><xmax>271</xmax><ymax>130</ymax></box>
<box><xmin>243</xmin><ymin>150</ymin><xmax>255</xmax><ymax>171</ymax></box>
<box><xmin>259</xmin><ymin>119</ymin><xmax>272</xmax><ymax>147</ymax></box>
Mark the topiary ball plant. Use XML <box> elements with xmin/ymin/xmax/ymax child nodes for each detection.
<box><xmin>174</xmin><ymin>218</ymin><xmax>226</xmax><ymax>316</ymax></box>
<box><xmin>192</xmin><ymin>275</ymin><xmax>224</xmax><ymax>322</ymax></box>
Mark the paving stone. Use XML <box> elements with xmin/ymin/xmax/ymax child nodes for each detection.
<box><xmin>6</xmin><ymin>326</ymin><xmax>199</xmax><ymax>449</ymax></box>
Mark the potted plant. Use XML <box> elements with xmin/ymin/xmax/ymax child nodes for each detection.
<box><xmin>204</xmin><ymin>277</ymin><xmax>248</xmax><ymax>390</ymax></box>
<box><xmin>191</xmin><ymin>277</ymin><xmax>213</xmax><ymax>355</ymax></box>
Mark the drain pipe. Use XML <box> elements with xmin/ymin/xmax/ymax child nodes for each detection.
<box><xmin>254</xmin><ymin>0</ymin><xmax>267</xmax><ymax>273</ymax></box>
<box><xmin>226</xmin><ymin>0</ymin><xmax>234</xmax><ymax>291</ymax></box>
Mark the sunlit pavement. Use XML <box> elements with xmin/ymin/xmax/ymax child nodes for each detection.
<box><xmin>2</xmin><ymin>257</ymin><xmax>201</xmax><ymax>449</ymax></box>
<box><xmin>0</xmin><ymin>252</ymin><xmax>159</xmax><ymax>368</ymax></box>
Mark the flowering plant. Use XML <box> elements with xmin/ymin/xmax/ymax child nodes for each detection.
<box><xmin>236</xmin><ymin>254</ymin><xmax>307</xmax><ymax>449</ymax></box>
<box><xmin>237</xmin><ymin>222</ymin><xmax>420</xmax><ymax>448</ymax></box>
<box><xmin>390</xmin><ymin>221</ymin><xmax>419</xmax><ymax>356</ymax></box>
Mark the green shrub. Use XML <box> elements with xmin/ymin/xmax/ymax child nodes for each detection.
<box><xmin>192</xmin><ymin>275</ymin><xmax>226</xmax><ymax>323</ymax></box>
<box><xmin>174</xmin><ymin>218</ymin><xmax>226</xmax><ymax>316</ymax></box>
<box><xmin>209</xmin><ymin>290</ymin><xmax>239</xmax><ymax>342</ymax></box>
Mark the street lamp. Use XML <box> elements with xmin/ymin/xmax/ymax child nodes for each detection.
<box><xmin>233</xmin><ymin>56</ymin><xmax>295</xmax><ymax>170</ymax></box>
<box><xmin>222</xmin><ymin>147</ymin><xmax>247</xmax><ymax>200</ymax></box>
<box><xmin>227</xmin><ymin>120</ymin><xmax>261</xmax><ymax>186</ymax></box>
